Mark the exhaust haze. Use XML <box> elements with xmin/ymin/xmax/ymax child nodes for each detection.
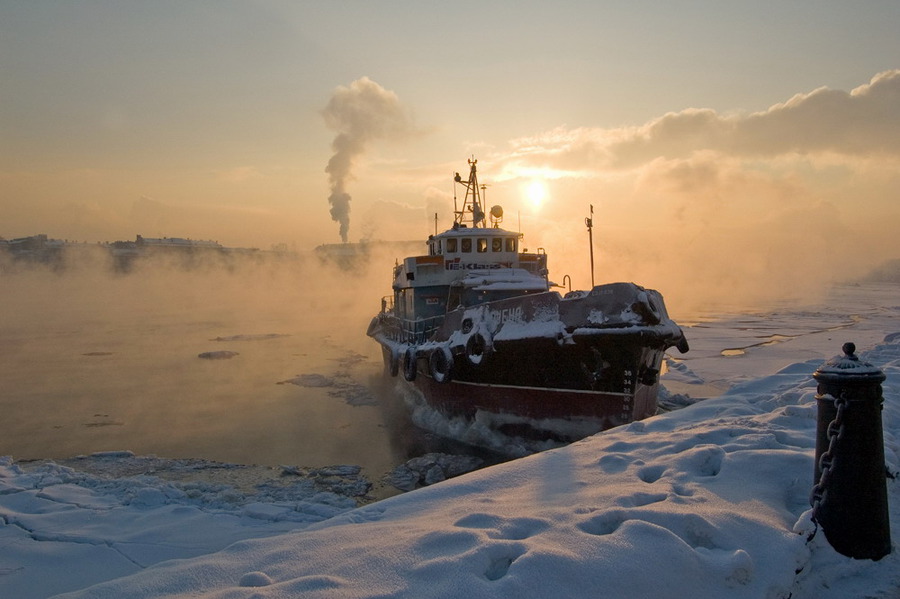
<box><xmin>322</xmin><ymin>77</ymin><xmax>416</xmax><ymax>243</ymax></box>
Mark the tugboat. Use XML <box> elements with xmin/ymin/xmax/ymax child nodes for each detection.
<box><xmin>367</xmin><ymin>159</ymin><xmax>689</xmax><ymax>443</ymax></box>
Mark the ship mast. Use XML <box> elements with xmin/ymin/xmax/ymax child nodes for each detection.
<box><xmin>453</xmin><ymin>158</ymin><xmax>485</xmax><ymax>228</ymax></box>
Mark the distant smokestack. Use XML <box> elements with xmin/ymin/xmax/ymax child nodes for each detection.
<box><xmin>322</xmin><ymin>77</ymin><xmax>413</xmax><ymax>243</ymax></box>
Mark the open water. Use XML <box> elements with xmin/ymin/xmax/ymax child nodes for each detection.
<box><xmin>0</xmin><ymin>252</ymin><xmax>494</xmax><ymax>496</ymax></box>
<box><xmin>2</xmin><ymin>251</ymin><xmax>895</xmax><ymax>496</ymax></box>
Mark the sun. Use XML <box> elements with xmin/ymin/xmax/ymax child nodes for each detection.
<box><xmin>525</xmin><ymin>180</ymin><xmax>548</xmax><ymax>209</ymax></box>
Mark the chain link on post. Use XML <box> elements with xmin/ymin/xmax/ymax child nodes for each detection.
<box><xmin>809</xmin><ymin>391</ymin><xmax>848</xmax><ymax>533</ymax></box>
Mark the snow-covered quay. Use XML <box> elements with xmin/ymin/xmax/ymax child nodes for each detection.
<box><xmin>2</xmin><ymin>286</ymin><xmax>899</xmax><ymax>598</ymax></box>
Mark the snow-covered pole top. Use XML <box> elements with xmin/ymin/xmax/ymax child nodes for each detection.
<box><xmin>814</xmin><ymin>342</ymin><xmax>886</xmax><ymax>383</ymax></box>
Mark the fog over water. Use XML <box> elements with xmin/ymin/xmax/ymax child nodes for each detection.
<box><xmin>0</xmin><ymin>249</ymin><xmax>431</xmax><ymax>481</ymax></box>
<box><xmin>2</xmin><ymin>239</ymin><xmax>896</xmax><ymax>492</ymax></box>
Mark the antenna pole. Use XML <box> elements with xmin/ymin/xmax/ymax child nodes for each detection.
<box><xmin>434</xmin><ymin>212</ymin><xmax>438</xmax><ymax>236</ymax></box>
<box><xmin>585</xmin><ymin>205</ymin><xmax>595</xmax><ymax>288</ymax></box>
<box><xmin>452</xmin><ymin>172</ymin><xmax>459</xmax><ymax>224</ymax></box>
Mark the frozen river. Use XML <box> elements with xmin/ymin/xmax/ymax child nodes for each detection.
<box><xmin>0</xmin><ymin>256</ymin><xmax>512</xmax><ymax>496</ymax></box>
<box><xmin>1</xmin><ymin>255</ymin><xmax>895</xmax><ymax>495</ymax></box>
<box><xmin>1</xmin><ymin>273</ymin><xmax>897</xmax><ymax>599</ymax></box>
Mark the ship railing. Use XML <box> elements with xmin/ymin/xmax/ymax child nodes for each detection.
<box><xmin>377</xmin><ymin>296</ymin><xmax>444</xmax><ymax>344</ymax></box>
<box><xmin>398</xmin><ymin>314</ymin><xmax>446</xmax><ymax>345</ymax></box>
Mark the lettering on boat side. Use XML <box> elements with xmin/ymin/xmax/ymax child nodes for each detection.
<box><xmin>445</xmin><ymin>260</ymin><xmax>512</xmax><ymax>271</ymax></box>
<box><xmin>490</xmin><ymin>306</ymin><xmax>524</xmax><ymax>324</ymax></box>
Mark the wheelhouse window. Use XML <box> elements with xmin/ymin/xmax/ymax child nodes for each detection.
<box><xmin>477</xmin><ymin>238</ymin><xmax>488</xmax><ymax>253</ymax></box>
<box><xmin>446</xmin><ymin>238</ymin><xmax>458</xmax><ymax>252</ymax></box>
<box><xmin>461</xmin><ymin>238</ymin><xmax>472</xmax><ymax>253</ymax></box>
<box><xmin>505</xmin><ymin>238</ymin><xmax>517</xmax><ymax>252</ymax></box>
<box><xmin>491</xmin><ymin>238</ymin><xmax>503</xmax><ymax>252</ymax></box>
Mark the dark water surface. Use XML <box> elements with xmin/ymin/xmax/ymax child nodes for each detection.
<box><xmin>4</xmin><ymin>256</ymin><xmax>895</xmax><ymax>495</ymax></box>
<box><xmin>0</xmin><ymin>256</ymin><xmax>503</xmax><ymax>494</ymax></box>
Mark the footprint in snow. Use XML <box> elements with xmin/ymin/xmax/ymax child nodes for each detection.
<box><xmin>453</xmin><ymin>513</ymin><xmax>551</xmax><ymax>540</ymax></box>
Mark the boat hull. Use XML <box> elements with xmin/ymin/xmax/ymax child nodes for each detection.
<box><xmin>407</xmin><ymin>367</ymin><xmax>660</xmax><ymax>442</ymax></box>
<box><xmin>369</xmin><ymin>282</ymin><xmax>688</xmax><ymax>444</ymax></box>
<box><xmin>377</xmin><ymin>330</ymin><xmax>666</xmax><ymax>442</ymax></box>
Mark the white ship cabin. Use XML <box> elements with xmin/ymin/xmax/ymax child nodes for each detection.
<box><xmin>391</xmin><ymin>224</ymin><xmax>550</xmax><ymax>324</ymax></box>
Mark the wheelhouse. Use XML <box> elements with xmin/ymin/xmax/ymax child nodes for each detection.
<box><xmin>383</xmin><ymin>158</ymin><xmax>551</xmax><ymax>343</ymax></box>
<box><xmin>427</xmin><ymin>228</ymin><xmax>519</xmax><ymax>257</ymax></box>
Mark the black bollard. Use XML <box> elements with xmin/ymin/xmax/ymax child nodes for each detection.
<box><xmin>811</xmin><ymin>342</ymin><xmax>891</xmax><ymax>560</ymax></box>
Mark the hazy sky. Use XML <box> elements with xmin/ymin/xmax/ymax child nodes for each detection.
<box><xmin>2</xmin><ymin>1</ymin><xmax>899</xmax><ymax>300</ymax></box>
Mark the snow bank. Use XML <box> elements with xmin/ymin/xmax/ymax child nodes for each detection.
<box><xmin>0</xmin><ymin>454</ymin><xmax>367</xmax><ymax>598</ymax></box>
<box><xmin>1</xmin><ymin>335</ymin><xmax>889</xmax><ymax>598</ymax></box>
<box><xmin>2</xmin><ymin>284</ymin><xmax>898</xmax><ymax>598</ymax></box>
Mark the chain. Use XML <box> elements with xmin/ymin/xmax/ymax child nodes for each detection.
<box><xmin>807</xmin><ymin>391</ymin><xmax>849</xmax><ymax>540</ymax></box>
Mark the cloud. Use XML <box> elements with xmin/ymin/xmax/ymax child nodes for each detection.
<box><xmin>732</xmin><ymin>70</ymin><xmax>900</xmax><ymax>156</ymax></box>
<box><xmin>500</xmin><ymin>70</ymin><xmax>900</xmax><ymax>174</ymax></box>
<box><xmin>484</xmin><ymin>71</ymin><xmax>900</xmax><ymax>314</ymax></box>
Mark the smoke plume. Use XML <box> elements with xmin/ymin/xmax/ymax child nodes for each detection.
<box><xmin>322</xmin><ymin>77</ymin><xmax>414</xmax><ymax>242</ymax></box>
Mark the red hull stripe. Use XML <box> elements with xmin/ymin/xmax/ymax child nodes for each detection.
<box><xmin>421</xmin><ymin>374</ymin><xmax>632</xmax><ymax>398</ymax></box>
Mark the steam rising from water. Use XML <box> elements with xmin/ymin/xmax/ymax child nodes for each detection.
<box><xmin>322</xmin><ymin>77</ymin><xmax>415</xmax><ymax>242</ymax></box>
<box><xmin>0</xmin><ymin>247</ymin><xmax>414</xmax><ymax>475</ymax></box>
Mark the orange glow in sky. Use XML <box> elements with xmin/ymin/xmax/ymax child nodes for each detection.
<box><xmin>525</xmin><ymin>180</ymin><xmax>548</xmax><ymax>210</ymax></box>
<box><xmin>2</xmin><ymin>2</ymin><xmax>899</xmax><ymax>308</ymax></box>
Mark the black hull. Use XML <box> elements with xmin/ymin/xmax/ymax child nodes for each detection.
<box><xmin>369</xmin><ymin>282</ymin><xmax>688</xmax><ymax>443</ymax></box>
<box><xmin>378</xmin><ymin>333</ymin><xmax>665</xmax><ymax>442</ymax></box>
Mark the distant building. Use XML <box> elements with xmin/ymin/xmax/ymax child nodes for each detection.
<box><xmin>135</xmin><ymin>235</ymin><xmax>223</xmax><ymax>249</ymax></box>
<box><xmin>0</xmin><ymin>234</ymin><xmax>65</xmax><ymax>265</ymax></box>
